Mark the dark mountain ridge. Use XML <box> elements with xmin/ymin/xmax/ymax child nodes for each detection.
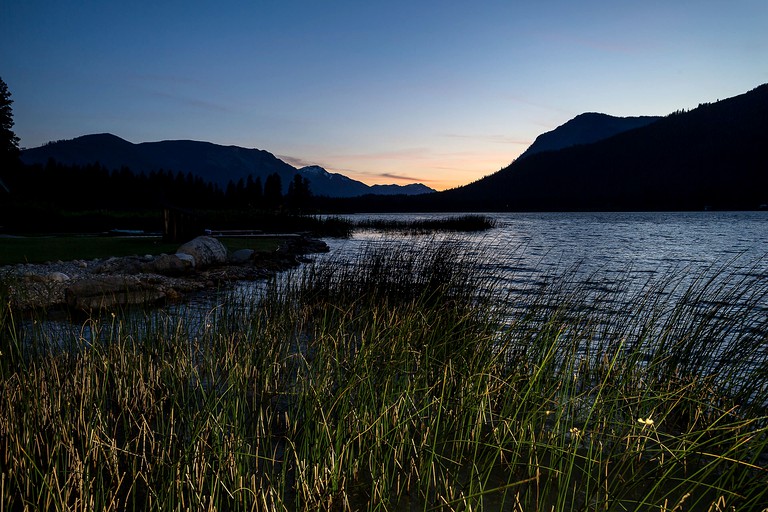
<box><xmin>438</xmin><ymin>84</ymin><xmax>768</xmax><ymax>211</ymax></box>
<box><xmin>20</xmin><ymin>135</ymin><xmax>434</xmax><ymax>198</ymax></box>
<box><xmin>296</xmin><ymin>165</ymin><xmax>433</xmax><ymax>197</ymax></box>
<box><xmin>518</xmin><ymin>112</ymin><xmax>662</xmax><ymax>160</ymax></box>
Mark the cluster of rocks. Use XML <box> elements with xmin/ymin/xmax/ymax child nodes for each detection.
<box><xmin>1</xmin><ymin>235</ymin><xmax>329</xmax><ymax>312</ymax></box>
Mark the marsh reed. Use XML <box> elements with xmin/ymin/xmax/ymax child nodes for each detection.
<box><xmin>1</xmin><ymin>241</ymin><xmax>767</xmax><ymax>510</ymax></box>
<box><xmin>352</xmin><ymin>214</ymin><xmax>496</xmax><ymax>234</ymax></box>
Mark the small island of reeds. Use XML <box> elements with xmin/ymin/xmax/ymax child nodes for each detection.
<box><xmin>1</xmin><ymin>242</ymin><xmax>766</xmax><ymax>510</ymax></box>
<box><xmin>352</xmin><ymin>214</ymin><xmax>497</xmax><ymax>234</ymax></box>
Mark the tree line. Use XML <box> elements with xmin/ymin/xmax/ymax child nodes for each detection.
<box><xmin>1</xmin><ymin>158</ymin><xmax>314</xmax><ymax>212</ymax></box>
<box><xmin>1</xmin><ymin>75</ymin><xmax>315</xmax><ymax>210</ymax></box>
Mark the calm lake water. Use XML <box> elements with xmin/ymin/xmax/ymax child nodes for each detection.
<box><xmin>321</xmin><ymin>211</ymin><xmax>768</xmax><ymax>296</ymax></box>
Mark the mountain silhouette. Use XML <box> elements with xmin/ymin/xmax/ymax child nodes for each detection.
<box><xmin>296</xmin><ymin>165</ymin><xmax>433</xmax><ymax>197</ymax></box>
<box><xmin>439</xmin><ymin>84</ymin><xmax>768</xmax><ymax>211</ymax></box>
<box><xmin>518</xmin><ymin>112</ymin><xmax>661</xmax><ymax>160</ymax></box>
<box><xmin>20</xmin><ymin>135</ymin><xmax>434</xmax><ymax>198</ymax></box>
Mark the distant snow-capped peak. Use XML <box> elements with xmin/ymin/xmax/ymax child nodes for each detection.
<box><xmin>298</xmin><ymin>165</ymin><xmax>331</xmax><ymax>176</ymax></box>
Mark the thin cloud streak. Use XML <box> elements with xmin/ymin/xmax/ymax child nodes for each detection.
<box><xmin>128</xmin><ymin>73</ymin><xmax>209</xmax><ymax>87</ymax></box>
<box><xmin>276</xmin><ymin>156</ymin><xmax>432</xmax><ymax>185</ymax></box>
<box><xmin>377</xmin><ymin>172</ymin><xmax>435</xmax><ymax>183</ymax></box>
<box><xmin>142</xmin><ymin>88</ymin><xmax>230</xmax><ymax>112</ymax></box>
<box><xmin>316</xmin><ymin>166</ymin><xmax>438</xmax><ymax>185</ymax></box>
<box><xmin>504</xmin><ymin>94</ymin><xmax>575</xmax><ymax>117</ymax></box>
<box><xmin>277</xmin><ymin>155</ymin><xmax>319</xmax><ymax>169</ymax></box>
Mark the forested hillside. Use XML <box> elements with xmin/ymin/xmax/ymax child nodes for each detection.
<box><xmin>439</xmin><ymin>84</ymin><xmax>768</xmax><ymax>211</ymax></box>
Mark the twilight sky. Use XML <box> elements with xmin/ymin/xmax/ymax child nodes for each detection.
<box><xmin>2</xmin><ymin>1</ymin><xmax>766</xmax><ymax>190</ymax></box>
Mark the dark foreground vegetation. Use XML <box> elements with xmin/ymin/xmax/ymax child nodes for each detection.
<box><xmin>1</xmin><ymin>242</ymin><xmax>767</xmax><ymax>510</ymax></box>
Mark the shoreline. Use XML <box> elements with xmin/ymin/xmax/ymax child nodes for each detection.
<box><xmin>0</xmin><ymin>235</ymin><xmax>329</xmax><ymax>311</ymax></box>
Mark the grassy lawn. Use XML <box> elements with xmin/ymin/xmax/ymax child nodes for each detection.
<box><xmin>0</xmin><ymin>235</ymin><xmax>281</xmax><ymax>265</ymax></box>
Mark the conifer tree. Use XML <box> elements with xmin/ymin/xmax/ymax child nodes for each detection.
<box><xmin>264</xmin><ymin>173</ymin><xmax>283</xmax><ymax>209</ymax></box>
<box><xmin>0</xmin><ymin>77</ymin><xmax>20</xmax><ymax>162</ymax></box>
<box><xmin>0</xmin><ymin>76</ymin><xmax>20</xmax><ymax>192</ymax></box>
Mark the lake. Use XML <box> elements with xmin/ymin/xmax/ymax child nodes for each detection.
<box><xmin>314</xmin><ymin>211</ymin><xmax>768</xmax><ymax>303</ymax></box>
<box><xmin>307</xmin><ymin>211</ymin><xmax>768</xmax><ymax>376</ymax></box>
<box><xmin>22</xmin><ymin>211</ymin><xmax>768</xmax><ymax>350</ymax></box>
<box><xmin>326</xmin><ymin>210</ymin><xmax>767</xmax><ymax>276</ymax></box>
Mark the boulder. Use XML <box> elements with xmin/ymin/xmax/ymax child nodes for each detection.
<box><xmin>176</xmin><ymin>236</ymin><xmax>228</xmax><ymax>269</ymax></box>
<box><xmin>65</xmin><ymin>276</ymin><xmax>166</xmax><ymax>311</ymax></box>
<box><xmin>46</xmin><ymin>271</ymin><xmax>71</xmax><ymax>283</ymax></box>
<box><xmin>175</xmin><ymin>252</ymin><xmax>196</xmax><ymax>267</ymax></box>
<box><xmin>140</xmin><ymin>253</ymin><xmax>194</xmax><ymax>276</ymax></box>
<box><xmin>93</xmin><ymin>256</ymin><xmax>144</xmax><ymax>274</ymax></box>
<box><xmin>229</xmin><ymin>248</ymin><xmax>255</xmax><ymax>264</ymax></box>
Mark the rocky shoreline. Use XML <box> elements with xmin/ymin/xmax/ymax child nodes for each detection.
<box><xmin>0</xmin><ymin>235</ymin><xmax>329</xmax><ymax>311</ymax></box>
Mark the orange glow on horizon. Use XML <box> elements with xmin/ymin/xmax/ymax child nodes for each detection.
<box><xmin>336</xmin><ymin>151</ymin><xmax>518</xmax><ymax>192</ymax></box>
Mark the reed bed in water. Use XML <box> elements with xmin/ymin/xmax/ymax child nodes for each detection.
<box><xmin>352</xmin><ymin>214</ymin><xmax>496</xmax><ymax>234</ymax></box>
<box><xmin>1</xmin><ymin>242</ymin><xmax>767</xmax><ymax>511</ymax></box>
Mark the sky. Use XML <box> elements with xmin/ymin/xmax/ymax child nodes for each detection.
<box><xmin>2</xmin><ymin>1</ymin><xmax>766</xmax><ymax>191</ymax></box>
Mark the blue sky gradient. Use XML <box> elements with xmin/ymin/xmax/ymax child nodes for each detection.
<box><xmin>2</xmin><ymin>0</ymin><xmax>766</xmax><ymax>189</ymax></box>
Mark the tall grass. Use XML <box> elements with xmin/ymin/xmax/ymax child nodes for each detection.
<box><xmin>1</xmin><ymin>242</ymin><xmax>767</xmax><ymax>510</ymax></box>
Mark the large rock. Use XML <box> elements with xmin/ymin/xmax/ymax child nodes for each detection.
<box><xmin>92</xmin><ymin>256</ymin><xmax>143</xmax><ymax>274</ymax></box>
<box><xmin>174</xmin><ymin>252</ymin><xmax>196</xmax><ymax>267</ymax></box>
<box><xmin>65</xmin><ymin>276</ymin><xmax>166</xmax><ymax>311</ymax></box>
<box><xmin>229</xmin><ymin>248</ymin><xmax>255</xmax><ymax>264</ymax></box>
<box><xmin>46</xmin><ymin>272</ymin><xmax>71</xmax><ymax>283</ymax></box>
<box><xmin>140</xmin><ymin>253</ymin><xmax>194</xmax><ymax>276</ymax></box>
<box><xmin>176</xmin><ymin>236</ymin><xmax>228</xmax><ymax>269</ymax></box>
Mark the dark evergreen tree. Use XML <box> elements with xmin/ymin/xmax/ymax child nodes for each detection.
<box><xmin>0</xmin><ymin>76</ymin><xmax>20</xmax><ymax>193</ymax></box>
<box><xmin>245</xmin><ymin>174</ymin><xmax>263</xmax><ymax>207</ymax></box>
<box><xmin>225</xmin><ymin>180</ymin><xmax>236</xmax><ymax>200</ymax></box>
<box><xmin>286</xmin><ymin>174</ymin><xmax>312</xmax><ymax>210</ymax></box>
<box><xmin>264</xmin><ymin>173</ymin><xmax>282</xmax><ymax>209</ymax></box>
<box><xmin>235</xmin><ymin>177</ymin><xmax>246</xmax><ymax>206</ymax></box>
